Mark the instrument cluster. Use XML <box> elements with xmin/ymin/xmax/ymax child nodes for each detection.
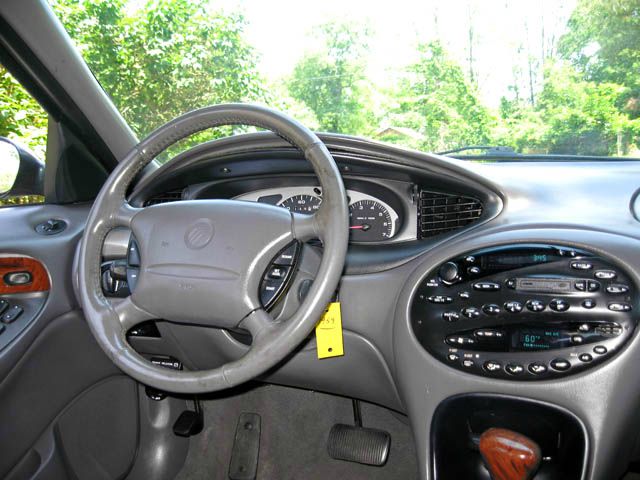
<box><xmin>234</xmin><ymin>186</ymin><xmax>402</xmax><ymax>243</ymax></box>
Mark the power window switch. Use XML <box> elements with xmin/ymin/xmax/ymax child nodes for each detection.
<box><xmin>2</xmin><ymin>305</ymin><xmax>23</xmax><ymax>324</ymax></box>
<box><xmin>0</xmin><ymin>299</ymin><xmax>8</xmax><ymax>315</ymax></box>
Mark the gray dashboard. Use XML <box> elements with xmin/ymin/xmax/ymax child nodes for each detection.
<box><xmin>107</xmin><ymin>132</ymin><xmax>640</xmax><ymax>479</ymax></box>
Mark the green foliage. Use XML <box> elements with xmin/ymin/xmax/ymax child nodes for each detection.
<box><xmin>288</xmin><ymin>22</ymin><xmax>373</xmax><ymax>134</ymax></box>
<box><xmin>53</xmin><ymin>0</ymin><xmax>265</xmax><ymax>145</ymax></box>
<box><xmin>384</xmin><ymin>42</ymin><xmax>494</xmax><ymax>152</ymax></box>
<box><xmin>0</xmin><ymin>65</ymin><xmax>47</xmax><ymax>158</ymax></box>
<box><xmin>559</xmin><ymin>0</ymin><xmax>640</xmax><ymax>117</ymax></box>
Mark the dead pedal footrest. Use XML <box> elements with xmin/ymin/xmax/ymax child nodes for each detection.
<box><xmin>228</xmin><ymin>412</ymin><xmax>261</xmax><ymax>480</ymax></box>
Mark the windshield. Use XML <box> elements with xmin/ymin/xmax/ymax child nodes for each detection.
<box><xmin>50</xmin><ymin>0</ymin><xmax>640</xmax><ymax>160</ymax></box>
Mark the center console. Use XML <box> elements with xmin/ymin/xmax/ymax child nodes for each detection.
<box><xmin>411</xmin><ymin>244</ymin><xmax>638</xmax><ymax>380</ymax></box>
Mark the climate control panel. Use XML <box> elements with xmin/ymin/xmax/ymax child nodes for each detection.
<box><xmin>411</xmin><ymin>244</ymin><xmax>638</xmax><ymax>380</ymax></box>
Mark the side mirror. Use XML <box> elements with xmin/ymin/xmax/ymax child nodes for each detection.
<box><xmin>0</xmin><ymin>137</ymin><xmax>45</xmax><ymax>198</ymax></box>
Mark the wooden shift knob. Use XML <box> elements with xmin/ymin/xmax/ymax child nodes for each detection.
<box><xmin>479</xmin><ymin>428</ymin><xmax>542</xmax><ymax>480</ymax></box>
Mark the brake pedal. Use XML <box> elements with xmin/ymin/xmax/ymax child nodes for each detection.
<box><xmin>327</xmin><ymin>400</ymin><xmax>391</xmax><ymax>466</ymax></box>
<box><xmin>173</xmin><ymin>397</ymin><xmax>204</xmax><ymax>437</ymax></box>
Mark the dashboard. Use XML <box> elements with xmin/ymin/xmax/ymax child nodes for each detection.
<box><xmin>110</xmin><ymin>131</ymin><xmax>640</xmax><ymax>480</ymax></box>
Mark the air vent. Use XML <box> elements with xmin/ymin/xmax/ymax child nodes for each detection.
<box><xmin>418</xmin><ymin>190</ymin><xmax>483</xmax><ymax>238</ymax></box>
<box><xmin>144</xmin><ymin>188</ymin><xmax>184</xmax><ymax>206</ymax></box>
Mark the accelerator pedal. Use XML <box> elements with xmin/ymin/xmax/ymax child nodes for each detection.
<box><xmin>228</xmin><ymin>412</ymin><xmax>261</xmax><ymax>480</ymax></box>
<box><xmin>327</xmin><ymin>399</ymin><xmax>390</xmax><ymax>467</ymax></box>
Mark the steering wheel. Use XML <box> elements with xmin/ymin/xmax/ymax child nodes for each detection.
<box><xmin>77</xmin><ymin>104</ymin><xmax>349</xmax><ymax>393</ymax></box>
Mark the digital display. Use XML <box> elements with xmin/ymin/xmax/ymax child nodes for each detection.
<box><xmin>512</xmin><ymin>328</ymin><xmax>570</xmax><ymax>351</ymax></box>
<box><xmin>483</xmin><ymin>252</ymin><xmax>561</xmax><ymax>269</ymax></box>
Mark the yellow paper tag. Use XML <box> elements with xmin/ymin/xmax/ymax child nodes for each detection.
<box><xmin>315</xmin><ymin>302</ymin><xmax>344</xmax><ymax>359</ymax></box>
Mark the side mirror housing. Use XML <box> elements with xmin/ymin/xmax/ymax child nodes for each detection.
<box><xmin>0</xmin><ymin>137</ymin><xmax>45</xmax><ymax>198</ymax></box>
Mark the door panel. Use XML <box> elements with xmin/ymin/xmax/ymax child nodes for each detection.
<box><xmin>0</xmin><ymin>203</ymin><xmax>140</xmax><ymax>478</ymax></box>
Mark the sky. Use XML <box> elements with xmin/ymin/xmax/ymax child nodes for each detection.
<box><xmin>214</xmin><ymin>0</ymin><xmax>577</xmax><ymax>108</ymax></box>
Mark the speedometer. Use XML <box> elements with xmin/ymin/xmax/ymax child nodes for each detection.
<box><xmin>280</xmin><ymin>194</ymin><xmax>321</xmax><ymax>214</ymax></box>
<box><xmin>349</xmin><ymin>200</ymin><xmax>394</xmax><ymax>242</ymax></box>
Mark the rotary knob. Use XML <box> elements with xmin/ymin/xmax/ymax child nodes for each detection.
<box><xmin>438</xmin><ymin>261</ymin><xmax>460</xmax><ymax>284</ymax></box>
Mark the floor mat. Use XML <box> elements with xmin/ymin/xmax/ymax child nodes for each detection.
<box><xmin>174</xmin><ymin>384</ymin><xmax>418</xmax><ymax>480</ymax></box>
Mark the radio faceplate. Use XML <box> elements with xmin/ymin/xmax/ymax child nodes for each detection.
<box><xmin>410</xmin><ymin>244</ymin><xmax>638</xmax><ymax>380</ymax></box>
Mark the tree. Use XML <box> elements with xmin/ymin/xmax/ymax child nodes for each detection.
<box><xmin>53</xmin><ymin>0</ymin><xmax>266</xmax><ymax>143</ymax></box>
<box><xmin>559</xmin><ymin>0</ymin><xmax>640</xmax><ymax>119</ymax></box>
<box><xmin>385</xmin><ymin>42</ymin><xmax>493</xmax><ymax>152</ymax></box>
<box><xmin>288</xmin><ymin>21</ymin><xmax>372</xmax><ymax>134</ymax></box>
<box><xmin>0</xmin><ymin>66</ymin><xmax>48</xmax><ymax>157</ymax></box>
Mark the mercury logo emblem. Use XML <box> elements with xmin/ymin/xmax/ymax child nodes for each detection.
<box><xmin>184</xmin><ymin>220</ymin><xmax>214</xmax><ymax>250</ymax></box>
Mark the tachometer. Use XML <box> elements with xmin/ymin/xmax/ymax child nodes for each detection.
<box><xmin>280</xmin><ymin>194</ymin><xmax>321</xmax><ymax>214</ymax></box>
<box><xmin>349</xmin><ymin>200</ymin><xmax>394</xmax><ymax>242</ymax></box>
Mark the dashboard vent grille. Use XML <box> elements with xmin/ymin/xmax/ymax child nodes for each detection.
<box><xmin>418</xmin><ymin>190</ymin><xmax>483</xmax><ymax>238</ymax></box>
<box><xmin>144</xmin><ymin>188</ymin><xmax>184</xmax><ymax>206</ymax></box>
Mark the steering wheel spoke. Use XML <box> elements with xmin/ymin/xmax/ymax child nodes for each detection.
<box><xmin>238</xmin><ymin>308</ymin><xmax>278</xmax><ymax>345</ymax></box>
<box><xmin>112</xmin><ymin>201</ymin><xmax>142</xmax><ymax>228</ymax></box>
<box><xmin>292</xmin><ymin>211</ymin><xmax>321</xmax><ymax>241</ymax></box>
<box><xmin>111</xmin><ymin>296</ymin><xmax>153</xmax><ymax>331</ymax></box>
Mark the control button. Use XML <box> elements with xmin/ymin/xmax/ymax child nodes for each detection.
<box><xmin>0</xmin><ymin>299</ymin><xmax>8</xmax><ymax>316</ymax></box>
<box><xmin>505</xmin><ymin>364</ymin><xmax>525</xmax><ymax>375</ymax></box>
<box><xmin>467</xmin><ymin>266</ymin><xmax>481</xmax><ymax>275</ymax></box>
<box><xmin>574</xmin><ymin>280</ymin><xmax>586</xmax><ymax>291</ymax></box>
<box><xmin>578</xmin><ymin>323</ymin><xmax>590</xmax><ymax>332</ymax></box>
<box><xmin>424</xmin><ymin>278</ymin><xmax>439</xmax><ymax>288</ymax></box>
<box><xmin>261</xmin><ymin>279</ymin><xmax>284</xmax><ymax>306</ymax></box>
<box><xmin>442</xmin><ymin>311</ymin><xmax>460</xmax><ymax>322</ymax></box>
<box><xmin>504</xmin><ymin>301</ymin><xmax>523</xmax><ymax>313</ymax></box>
<box><xmin>582</xmin><ymin>299</ymin><xmax>596</xmax><ymax>309</ymax></box>
<box><xmin>150</xmin><ymin>356</ymin><xmax>183</xmax><ymax>370</ymax></box>
<box><xmin>3</xmin><ymin>271</ymin><xmax>32</xmax><ymax>286</ymax></box>
<box><xmin>473</xmin><ymin>282</ymin><xmax>500</xmax><ymax>292</ymax></box>
<box><xmin>446</xmin><ymin>335</ymin><xmax>476</xmax><ymax>346</ymax></box>
<box><xmin>579</xmin><ymin>353</ymin><xmax>593</xmax><ymax>363</ymax></box>
<box><xmin>464</xmin><ymin>256</ymin><xmax>476</xmax><ymax>264</ymax></box>
<box><xmin>482</xmin><ymin>304</ymin><xmax>501</xmax><ymax>315</ymax></box>
<box><xmin>595</xmin><ymin>270</ymin><xmax>617</xmax><ymax>280</ymax></box>
<box><xmin>458</xmin><ymin>291</ymin><xmax>470</xmax><ymax>299</ymax></box>
<box><xmin>273</xmin><ymin>243</ymin><xmax>298</xmax><ymax>266</ymax></box>
<box><xmin>606</xmin><ymin>284</ymin><xmax>629</xmax><ymax>294</ymax></box>
<box><xmin>483</xmin><ymin>361</ymin><xmax>502</xmax><ymax>372</ymax></box>
<box><xmin>428</xmin><ymin>295</ymin><xmax>453</xmax><ymax>304</ymax></box>
<box><xmin>2</xmin><ymin>305</ymin><xmax>23</xmax><ymax>324</ymax></box>
<box><xmin>126</xmin><ymin>268</ymin><xmax>139</xmax><ymax>292</ymax></box>
<box><xmin>594</xmin><ymin>345</ymin><xmax>608</xmax><ymax>355</ymax></box>
<box><xmin>571</xmin><ymin>261</ymin><xmax>593</xmax><ymax>270</ymax></box>
<box><xmin>549</xmin><ymin>299</ymin><xmax>570</xmax><ymax>312</ymax></box>
<box><xmin>475</xmin><ymin>329</ymin><xmax>505</xmax><ymax>339</ymax></box>
<box><xmin>571</xmin><ymin>335</ymin><xmax>584</xmax><ymax>344</ymax></box>
<box><xmin>587</xmin><ymin>280</ymin><xmax>600</xmax><ymax>292</ymax></box>
<box><xmin>528</xmin><ymin>363</ymin><xmax>548</xmax><ymax>375</ymax></box>
<box><xmin>438</xmin><ymin>262</ymin><xmax>460</xmax><ymax>284</ymax></box>
<box><xmin>268</xmin><ymin>266</ymin><xmax>288</xmax><ymax>280</ymax></box>
<box><xmin>505</xmin><ymin>278</ymin><xmax>516</xmax><ymax>289</ymax></box>
<box><xmin>128</xmin><ymin>240</ymin><xmax>141</xmax><ymax>266</ymax></box>
<box><xmin>461</xmin><ymin>307</ymin><xmax>480</xmax><ymax>319</ymax></box>
<box><xmin>447</xmin><ymin>353</ymin><xmax>459</xmax><ymax>362</ymax></box>
<box><xmin>526</xmin><ymin>299</ymin><xmax>545</xmax><ymax>312</ymax></box>
<box><xmin>550</xmin><ymin>358</ymin><xmax>571</xmax><ymax>371</ymax></box>
<box><xmin>462</xmin><ymin>359</ymin><xmax>475</xmax><ymax>368</ymax></box>
<box><xmin>608</xmin><ymin>302</ymin><xmax>632</xmax><ymax>312</ymax></box>
<box><xmin>595</xmin><ymin>324</ymin><xmax>623</xmax><ymax>336</ymax></box>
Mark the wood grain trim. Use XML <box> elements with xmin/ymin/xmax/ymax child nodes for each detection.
<box><xmin>0</xmin><ymin>256</ymin><xmax>50</xmax><ymax>294</ymax></box>
<box><xmin>479</xmin><ymin>428</ymin><xmax>541</xmax><ymax>480</ymax></box>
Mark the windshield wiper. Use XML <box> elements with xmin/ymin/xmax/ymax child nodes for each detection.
<box><xmin>437</xmin><ymin>145</ymin><xmax>518</xmax><ymax>156</ymax></box>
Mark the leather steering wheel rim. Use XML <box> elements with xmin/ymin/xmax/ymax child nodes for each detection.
<box><xmin>77</xmin><ymin>104</ymin><xmax>349</xmax><ymax>393</ymax></box>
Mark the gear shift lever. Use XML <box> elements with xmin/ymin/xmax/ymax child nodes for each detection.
<box><xmin>479</xmin><ymin>428</ymin><xmax>542</xmax><ymax>480</ymax></box>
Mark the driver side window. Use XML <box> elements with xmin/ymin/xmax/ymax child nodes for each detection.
<box><xmin>0</xmin><ymin>63</ymin><xmax>46</xmax><ymax>206</ymax></box>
